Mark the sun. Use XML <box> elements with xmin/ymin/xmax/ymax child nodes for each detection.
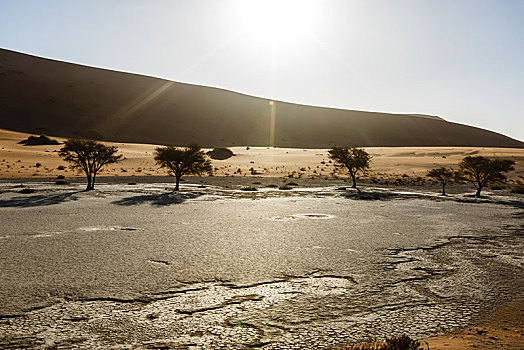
<box><xmin>237</xmin><ymin>0</ymin><xmax>320</xmax><ymax>45</ymax></box>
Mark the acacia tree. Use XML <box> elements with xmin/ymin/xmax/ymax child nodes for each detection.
<box><xmin>459</xmin><ymin>156</ymin><xmax>515</xmax><ymax>197</ymax></box>
<box><xmin>328</xmin><ymin>147</ymin><xmax>371</xmax><ymax>190</ymax></box>
<box><xmin>59</xmin><ymin>139</ymin><xmax>122</xmax><ymax>190</ymax></box>
<box><xmin>427</xmin><ymin>167</ymin><xmax>456</xmax><ymax>196</ymax></box>
<box><xmin>154</xmin><ymin>144</ymin><xmax>213</xmax><ymax>191</ymax></box>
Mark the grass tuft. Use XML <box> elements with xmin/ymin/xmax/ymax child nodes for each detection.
<box><xmin>338</xmin><ymin>335</ymin><xmax>425</xmax><ymax>350</ymax></box>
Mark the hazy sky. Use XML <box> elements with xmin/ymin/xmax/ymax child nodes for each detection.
<box><xmin>1</xmin><ymin>0</ymin><xmax>523</xmax><ymax>140</ymax></box>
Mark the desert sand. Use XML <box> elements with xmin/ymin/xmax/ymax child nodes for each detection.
<box><xmin>1</xmin><ymin>129</ymin><xmax>523</xmax><ymax>184</ymax></box>
<box><xmin>423</xmin><ymin>297</ymin><xmax>523</xmax><ymax>349</ymax></box>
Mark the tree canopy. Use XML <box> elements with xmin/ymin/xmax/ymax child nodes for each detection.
<box><xmin>328</xmin><ymin>147</ymin><xmax>371</xmax><ymax>189</ymax></box>
<box><xmin>427</xmin><ymin>167</ymin><xmax>456</xmax><ymax>195</ymax></box>
<box><xmin>154</xmin><ymin>144</ymin><xmax>213</xmax><ymax>191</ymax></box>
<box><xmin>59</xmin><ymin>139</ymin><xmax>122</xmax><ymax>190</ymax></box>
<box><xmin>459</xmin><ymin>156</ymin><xmax>515</xmax><ymax>197</ymax></box>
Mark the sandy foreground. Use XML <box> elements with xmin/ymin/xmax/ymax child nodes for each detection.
<box><xmin>0</xmin><ymin>128</ymin><xmax>523</xmax><ymax>182</ymax></box>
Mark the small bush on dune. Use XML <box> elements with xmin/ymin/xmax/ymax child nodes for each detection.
<box><xmin>19</xmin><ymin>134</ymin><xmax>60</xmax><ymax>146</ymax></box>
<box><xmin>207</xmin><ymin>148</ymin><xmax>234</xmax><ymax>160</ymax></box>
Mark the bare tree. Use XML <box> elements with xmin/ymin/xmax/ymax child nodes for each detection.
<box><xmin>59</xmin><ymin>139</ymin><xmax>122</xmax><ymax>190</ymax></box>
<box><xmin>328</xmin><ymin>147</ymin><xmax>371</xmax><ymax>190</ymax></box>
<box><xmin>427</xmin><ymin>167</ymin><xmax>456</xmax><ymax>195</ymax></box>
<box><xmin>154</xmin><ymin>144</ymin><xmax>213</xmax><ymax>191</ymax></box>
<box><xmin>459</xmin><ymin>156</ymin><xmax>515</xmax><ymax>197</ymax></box>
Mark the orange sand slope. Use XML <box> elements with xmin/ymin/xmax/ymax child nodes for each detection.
<box><xmin>339</xmin><ymin>298</ymin><xmax>523</xmax><ymax>350</ymax></box>
<box><xmin>1</xmin><ymin>129</ymin><xmax>523</xmax><ymax>181</ymax></box>
<box><xmin>423</xmin><ymin>297</ymin><xmax>524</xmax><ymax>350</ymax></box>
<box><xmin>1</xmin><ymin>48</ymin><xmax>522</xmax><ymax>149</ymax></box>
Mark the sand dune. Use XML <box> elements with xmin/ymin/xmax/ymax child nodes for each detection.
<box><xmin>1</xmin><ymin>49</ymin><xmax>522</xmax><ymax>148</ymax></box>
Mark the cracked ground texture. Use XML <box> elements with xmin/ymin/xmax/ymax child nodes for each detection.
<box><xmin>0</xmin><ymin>183</ymin><xmax>522</xmax><ymax>349</ymax></box>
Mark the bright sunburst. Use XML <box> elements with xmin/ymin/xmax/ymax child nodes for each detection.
<box><xmin>237</xmin><ymin>0</ymin><xmax>320</xmax><ymax>45</ymax></box>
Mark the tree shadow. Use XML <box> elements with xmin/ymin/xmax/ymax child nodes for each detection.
<box><xmin>455</xmin><ymin>197</ymin><xmax>524</xmax><ymax>210</ymax></box>
<box><xmin>342</xmin><ymin>188</ymin><xmax>524</xmax><ymax>209</ymax></box>
<box><xmin>112</xmin><ymin>192</ymin><xmax>204</xmax><ymax>206</ymax></box>
<box><xmin>0</xmin><ymin>191</ymin><xmax>81</xmax><ymax>208</ymax></box>
<box><xmin>341</xmin><ymin>190</ymin><xmax>397</xmax><ymax>201</ymax></box>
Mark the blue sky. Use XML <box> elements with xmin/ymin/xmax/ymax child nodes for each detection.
<box><xmin>1</xmin><ymin>0</ymin><xmax>523</xmax><ymax>141</ymax></box>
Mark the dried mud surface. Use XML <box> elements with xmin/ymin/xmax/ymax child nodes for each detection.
<box><xmin>0</xmin><ymin>181</ymin><xmax>522</xmax><ymax>349</ymax></box>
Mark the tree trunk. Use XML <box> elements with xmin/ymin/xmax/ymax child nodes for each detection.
<box><xmin>86</xmin><ymin>173</ymin><xmax>93</xmax><ymax>191</ymax></box>
<box><xmin>442</xmin><ymin>182</ymin><xmax>446</xmax><ymax>196</ymax></box>
<box><xmin>475</xmin><ymin>186</ymin><xmax>482</xmax><ymax>198</ymax></box>
<box><xmin>350</xmin><ymin>172</ymin><xmax>357</xmax><ymax>188</ymax></box>
<box><xmin>174</xmin><ymin>175</ymin><xmax>181</xmax><ymax>192</ymax></box>
<box><xmin>92</xmin><ymin>172</ymin><xmax>97</xmax><ymax>190</ymax></box>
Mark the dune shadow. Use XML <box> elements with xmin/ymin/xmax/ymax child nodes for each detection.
<box><xmin>112</xmin><ymin>191</ymin><xmax>203</xmax><ymax>206</ymax></box>
<box><xmin>0</xmin><ymin>191</ymin><xmax>81</xmax><ymax>208</ymax></box>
